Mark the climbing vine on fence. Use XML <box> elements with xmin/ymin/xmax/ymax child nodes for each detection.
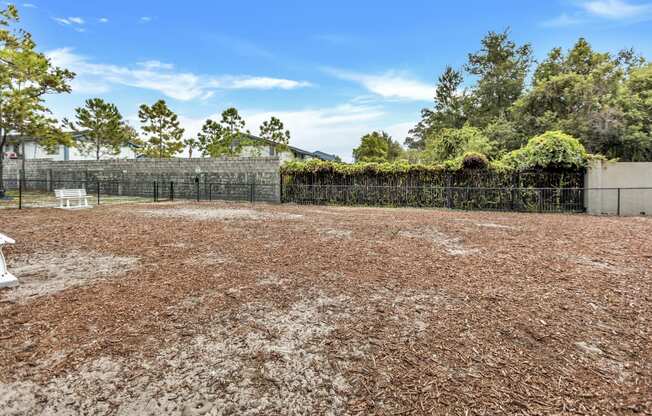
<box><xmin>280</xmin><ymin>159</ymin><xmax>586</xmax><ymax>211</ymax></box>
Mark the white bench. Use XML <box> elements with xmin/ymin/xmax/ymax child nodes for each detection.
<box><xmin>0</xmin><ymin>233</ymin><xmax>17</xmax><ymax>288</ymax></box>
<box><xmin>55</xmin><ymin>188</ymin><xmax>91</xmax><ymax>209</ymax></box>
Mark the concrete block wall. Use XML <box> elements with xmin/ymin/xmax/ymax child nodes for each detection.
<box><xmin>2</xmin><ymin>157</ymin><xmax>282</xmax><ymax>202</ymax></box>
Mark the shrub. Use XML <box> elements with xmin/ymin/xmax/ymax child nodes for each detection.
<box><xmin>501</xmin><ymin>130</ymin><xmax>589</xmax><ymax>171</ymax></box>
<box><xmin>423</xmin><ymin>126</ymin><xmax>494</xmax><ymax>162</ymax></box>
<box><xmin>461</xmin><ymin>152</ymin><xmax>489</xmax><ymax>169</ymax></box>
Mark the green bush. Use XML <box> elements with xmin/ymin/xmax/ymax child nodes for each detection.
<box><xmin>500</xmin><ymin>130</ymin><xmax>589</xmax><ymax>171</ymax></box>
<box><xmin>461</xmin><ymin>152</ymin><xmax>489</xmax><ymax>169</ymax></box>
<box><xmin>423</xmin><ymin>125</ymin><xmax>494</xmax><ymax>162</ymax></box>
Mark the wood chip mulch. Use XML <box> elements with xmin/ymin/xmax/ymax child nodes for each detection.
<box><xmin>0</xmin><ymin>202</ymin><xmax>650</xmax><ymax>415</ymax></box>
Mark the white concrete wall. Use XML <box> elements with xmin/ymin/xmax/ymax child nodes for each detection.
<box><xmin>585</xmin><ymin>160</ymin><xmax>652</xmax><ymax>215</ymax></box>
<box><xmin>67</xmin><ymin>145</ymin><xmax>138</xmax><ymax>160</ymax></box>
<box><xmin>3</xmin><ymin>141</ymin><xmax>138</xmax><ymax>161</ymax></box>
<box><xmin>237</xmin><ymin>144</ymin><xmax>313</xmax><ymax>163</ymax></box>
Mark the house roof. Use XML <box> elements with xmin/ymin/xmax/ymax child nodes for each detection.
<box><xmin>312</xmin><ymin>151</ymin><xmax>339</xmax><ymax>161</ymax></box>
<box><xmin>244</xmin><ymin>134</ymin><xmax>316</xmax><ymax>157</ymax></box>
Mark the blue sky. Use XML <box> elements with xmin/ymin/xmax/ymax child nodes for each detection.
<box><xmin>15</xmin><ymin>0</ymin><xmax>652</xmax><ymax>160</ymax></box>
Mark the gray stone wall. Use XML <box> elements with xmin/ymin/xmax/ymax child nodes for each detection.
<box><xmin>2</xmin><ymin>157</ymin><xmax>282</xmax><ymax>202</ymax></box>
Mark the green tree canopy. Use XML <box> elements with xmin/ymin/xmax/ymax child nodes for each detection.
<box><xmin>406</xmin><ymin>66</ymin><xmax>468</xmax><ymax>149</ymax></box>
<box><xmin>65</xmin><ymin>98</ymin><xmax>134</xmax><ymax>160</ymax></box>
<box><xmin>196</xmin><ymin>119</ymin><xmax>225</xmax><ymax>157</ymax></box>
<box><xmin>464</xmin><ymin>29</ymin><xmax>533</xmax><ymax>127</ymax></box>
<box><xmin>423</xmin><ymin>126</ymin><xmax>493</xmax><ymax>162</ymax></box>
<box><xmin>138</xmin><ymin>99</ymin><xmax>184</xmax><ymax>158</ymax></box>
<box><xmin>512</xmin><ymin>38</ymin><xmax>636</xmax><ymax>158</ymax></box>
<box><xmin>197</xmin><ymin>107</ymin><xmax>252</xmax><ymax>157</ymax></box>
<box><xmin>0</xmin><ymin>5</ymin><xmax>74</xmax><ymax>191</ymax></box>
<box><xmin>353</xmin><ymin>131</ymin><xmax>403</xmax><ymax>162</ymax></box>
<box><xmin>406</xmin><ymin>33</ymin><xmax>651</xmax><ymax>161</ymax></box>
<box><xmin>259</xmin><ymin>116</ymin><xmax>290</xmax><ymax>151</ymax></box>
<box><xmin>618</xmin><ymin>63</ymin><xmax>652</xmax><ymax>161</ymax></box>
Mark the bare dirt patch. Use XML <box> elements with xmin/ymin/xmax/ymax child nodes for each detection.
<box><xmin>566</xmin><ymin>254</ymin><xmax>632</xmax><ymax>275</ymax></box>
<box><xmin>2</xmin><ymin>250</ymin><xmax>138</xmax><ymax>302</ymax></box>
<box><xmin>398</xmin><ymin>227</ymin><xmax>479</xmax><ymax>255</ymax></box>
<box><xmin>0</xmin><ymin>291</ymin><xmax>361</xmax><ymax>415</ymax></box>
<box><xmin>320</xmin><ymin>228</ymin><xmax>353</xmax><ymax>239</ymax></box>
<box><xmin>475</xmin><ymin>222</ymin><xmax>517</xmax><ymax>229</ymax></box>
<box><xmin>139</xmin><ymin>207</ymin><xmax>302</xmax><ymax>221</ymax></box>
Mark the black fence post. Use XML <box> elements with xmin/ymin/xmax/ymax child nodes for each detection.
<box><xmin>153</xmin><ymin>181</ymin><xmax>158</xmax><ymax>202</ymax></box>
<box><xmin>97</xmin><ymin>180</ymin><xmax>101</xmax><ymax>205</ymax></box>
<box><xmin>279</xmin><ymin>174</ymin><xmax>284</xmax><ymax>203</ymax></box>
<box><xmin>170</xmin><ymin>181</ymin><xmax>174</xmax><ymax>201</ymax></box>
<box><xmin>538</xmin><ymin>188</ymin><xmax>543</xmax><ymax>213</ymax></box>
<box><xmin>195</xmin><ymin>177</ymin><xmax>200</xmax><ymax>202</ymax></box>
<box><xmin>18</xmin><ymin>175</ymin><xmax>22</xmax><ymax>210</ymax></box>
<box><xmin>617</xmin><ymin>188</ymin><xmax>621</xmax><ymax>216</ymax></box>
<box><xmin>250</xmin><ymin>183</ymin><xmax>255</xmax><ymax>203</ymax></box>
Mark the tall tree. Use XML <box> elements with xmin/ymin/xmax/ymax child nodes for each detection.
<box><xmin>353</xmin><ymin>131</ymin><xmax>403</xmax><ymax>162</ymax></box>
<box><xmin>138</xmin><ymin>99</ymin><xmax>184</xmax><ymax>159</ymax></box>
<box><xmin>464</xmin><ymin>29</ymin><xmax>533</xmax><ymax>127</ymax></box>
<box><xmin>259</xmin><ymin>116</ymin><xmax>290</xmax><ymax>151</ymax></box>
<box><xmin>618</xmin><ymin>63</ymin><xmax>652</xmax><ymax>161</ymax></box>
<box><xmin>0</xmin><ymin>5</ymin><xmax>74</xmax><ymax>194</ymax></box>
<box><xmin>197</xmin><ymin>119</ymin><xmax>226</xmax><ymax>157</ymax></box>
<box><xmin>65</xmin><ymin>98</ymin><xmax>133</xmax><ymax>160</ymax></box>
<box><xmin>512</xmin><ymin>38</ymin><xmax>631</xmax><ymax>157</ymax></box>
<box><xmin>196</xmin><ymin>108</ymin><xmax>251</xmax><ymax>157</ymax></box>
<box><xmin>220</xmin><ymin>107</ymin><xmax>245</xmax><ymax>135</ymax></box>
<box><xmin>406</xmin><ymin>66</ymin><xmax>468</xmax><ymax>150</ymax></box>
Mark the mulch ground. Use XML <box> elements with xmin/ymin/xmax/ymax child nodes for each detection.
<box><xmin>0</xmin><ymin>202</ymin><xmax>650</xmax><ymax>415</ymax></box>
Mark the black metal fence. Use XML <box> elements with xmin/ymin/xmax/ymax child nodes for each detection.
<box><xmin>281</xmin><ymin>184</ymin><xmax>652</xmax><ymax>215</ymax></box>
<box><xmin>3</xmin><ymin>177</ymin><xmax>649</xmax><ymax>216</ymax></box>
<box><xmin>0</xmin><ymin>178</ymin><xmax>278</xmax><ymax>209</ymax></box>
<box><xmin>281</xmin><ymin>184</ymin><xmax>586</xmax><ymax>213</ymax></box>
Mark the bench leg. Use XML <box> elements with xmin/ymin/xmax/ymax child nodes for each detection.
<box><xmin>66</xmin><ymin>199</ymin><xmax>70</xmax><ymax>209</ymax></box>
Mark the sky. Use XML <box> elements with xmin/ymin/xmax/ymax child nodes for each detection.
<box><xmin>13</xmin><ymin>0</ymin><xmax>652</xmax><ymax>161</ymax></box>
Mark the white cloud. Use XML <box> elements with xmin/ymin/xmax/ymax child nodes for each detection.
<box><xmin>53</xmin><ymin>16</ymin><xmax>84</xmax><ymax>26</ymax></box>
<box><xmin>175</xmin><ymin>103</ymin><xmax>391</xmax><ymax>161</ymax></box>
<box><xmin>383</xmin><ymin>122</ymin><xmax>414</xmax><ymax>145</ymax></box>
<box><xmin>213</xmin><ymin>76</ymin><xmax>312</xmax><ymax>90</ymax></box>
<box><xmin>52</xmin><ymin>17</ymin><xmax>71</xmax><ymax>25</ymax></box>
<box><xmin>545</xmin><ymin>0</ymin><xmax>652</xmax><ymax>25</ymax></box>
<box><xmin>45</xmin><ymin>48</ymin><xmax>311</xmax><ymax>101</ymax></box>
<box><xmin>581</xmin><ymin>0</ymin><xmax>652</xmax><ymax>18</ymax></box>
<box><xmin>326</xmin><ymin>68</ymin><xmax>432</xmax><ymax>102</ymax></box>
<box><xmin>541</xmin><ymin>13</ymin><xmax>585</xmax><ymax>27</ymax></box>
<box><xmin>23</xmin><ymin>3</ymin><xmax>36</xmax><ymax>8</ymax></box>
<box><xmin>140</xmin><ymin>16</ymin><xmax>152</xmax><ymax>23</ymax></box>
<box><xmin>137</xmin><ymin>60</ymin><xmax>175</xmax><ymax>70</ymax></box>
<box><xmin>99</xmin><ymin>17</ymin><xmax>109</xmax><ymax>23</ymax></box>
